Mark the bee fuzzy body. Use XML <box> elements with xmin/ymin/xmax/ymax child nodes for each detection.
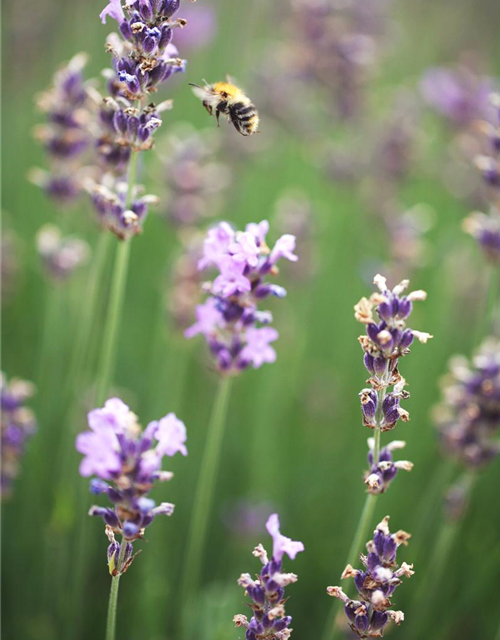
<box><xmin>190</xmin><ymin>81</ymin><xmax>259</xmax><ymax>136</ymax></box>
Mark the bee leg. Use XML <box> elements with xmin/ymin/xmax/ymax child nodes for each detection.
<box><xmin>202</xmin><ymin>101</ymin><xmax>213</xmax><ymax>116</ymax></box>
<box><xmin>215</xmin><ymin>108</ymin><xmax>221</xmax><ymax>127</ymax></box>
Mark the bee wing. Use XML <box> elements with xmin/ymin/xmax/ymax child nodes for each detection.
<box><xmin>226</xmin><ymin>74</ymin><xmax>243</xmax><ymax>89</ymax></box>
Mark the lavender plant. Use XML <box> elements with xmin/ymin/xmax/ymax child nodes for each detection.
<box><xmin>75</xmin><ymin>397</ymin><xmax>187</xmax><ymax>639</ymax></box>
<box><xmin>234</xmin><ymin>514</ymin><xmax>304</xmax><ymax>640</ymax></box>
<box><xmin>37</xmin><ymin>225</ymin><xmax>90</xmax><ymax>281</ymax></box>
<box><xmin>327</xmin><ymin>516</ymin><xmax>414</xmax><ymax>638</ymax></box>
<box><xmin>1</xmin><ymin>374</ymin><xmax>37</xmax><ymax>499</ymax></box>
<box><xmin>355</xmin><ymin>274</ymin><xmax>431</xmax><ymax>494</ymax></box>
<box><xmin>323</xmin><ymin>274</ymin><xmax>430</xmax><ymax>640</ymax></box>
<box><xmin>181</xmin><ymin>220</ymin><xmax>298</xmax><ymax>616</ymax></box>
<box><xmin>185</xmin><ymin>220</ymin><xmax>298</xmax><ymax>372</ymax></box>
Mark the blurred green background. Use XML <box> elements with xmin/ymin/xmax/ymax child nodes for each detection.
<box><xmin>2</xmin><ymin>0</ymin><xmax>500</xmax><ymax>639</ymax></box>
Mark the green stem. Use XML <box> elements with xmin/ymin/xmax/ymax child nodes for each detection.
<box><xmin>180</xmin><ymin>377</ymin><xmax>233</xmax><ymax>611</ymax></box>
<box><xmin>95</xmin><ymin>150</ymin><xmax>138</xmax><ymax>405</ymax></box>
<box><xmin>321</xmin><ymin>493</ymin><xmax>378</xmax><ymax>640</ymax></box>
<box><xmin>94</xmin><ymin>239</ymin><xmax>131</xmax><ymax>405</ymax></box>
<box><xmin>105</xmin><ymin>539</ymin><xmax>128</xmax><ymax>640</ymax></box>
<box><xmin>62</xmin><ymin>231</ymin><xmax>112</xmax><ymax>410</ymax></box>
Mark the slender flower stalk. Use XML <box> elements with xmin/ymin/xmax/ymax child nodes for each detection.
<box><xmin>180</xmin><ymin>376</ymin><xmax>232</xmax><ymax>606</ymax></box>
<box><xmin>75</xmin><ymin>398</ymin><xmax>188</xmax><ymax>640</ymax></box>
<box><xmin>234</xmin><ymin>513</ymin><xmax>304</xmax><ymax>639</ymax></box>
<box><xmin>322</xmin><ymin>273</ymin><xmax>431</xmax><ymax>640</ymax></box>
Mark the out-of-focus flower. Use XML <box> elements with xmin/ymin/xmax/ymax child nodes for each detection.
<box><xmin>434</xmin><ymin>338</ymin><xmax>500</xmax><ymax>469</ymax></box>
<box><xmin>37</xmin><ymin>224</ymin><xmax>90</xmax><ymax>281</ymax></box>
<box><xmin>461</xmin><ymin>93</ymin><xmax>500</xmax><ymax>261</ymax></box>
<box><xmin>75</xmin><ymin>397</ymin><xmax>187</xmax><ymax>573</ymax></box>
<box><xmin>160</xmin><ymin>125</ymin><xmax>231</xmax><ymax>227</ymax></box>
<box><xmin>275</xmin><ymin>190</ymin><xmax>317</xmax><ymax>282</ymax></box>
<box><xmin>234</xmin><ymin>513</ymin><xmax>304</xmax><ymax>640</ymax></box>
<box><xmin>185</xmin><ymin>221</ymin><xmax>298</xmax><ymax>374</ymax></box>
<box><xmin>327</xmin><ymin>516</ymin><xmax>413</xmax><ymax>639</ymax></box>
<box><xmin>1</xmin><ymin>374</ymin><xmax>37</xmax><ymax>499</ymax></box>
<box><xmin>259</xmin><ymin>0</ymin><xmax>390</xmax><ymax>132</ymax></box>
<box><xmin>31</xmin><ymin>53</ymin><xmax>92</xmax><ymax>204</ymax></box>
<box><xmin>355</xmin><ymin>274</ymin><xmax>432</xmax><ymax>493</ymax></box>
<box><xmin>420</xmin><ymin>65</ymin><xmax>494</xmax><ymax>127</ymax></box>
<box><xmin>172</xmin><ymin>2</ymin><xmax>217</xmax><ymax>51</ymax></box>
<box><xmin>463</xmin><ymin>211</ymin><xmax>500</xmax><ymax>263</ymax></box>
<box><xmin>223</xmin><ymin>499</ymin><xmax>275</xmax><ymax>537</ymax></box>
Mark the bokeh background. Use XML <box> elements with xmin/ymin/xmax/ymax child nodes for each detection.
<box><xmin>2</xmin><ymin>0</ymin><xmax>500</xmax><ymax>639</ymax></box>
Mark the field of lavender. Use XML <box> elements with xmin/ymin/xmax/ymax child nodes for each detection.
<box><xmin>2</xmin><ymin>0</ymin><xmax>500</xmax><ymax>639</ymax></box>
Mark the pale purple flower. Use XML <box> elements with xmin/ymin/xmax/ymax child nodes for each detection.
<box><xmin>100</xmin><ymin>0</ymin><xmax>125</xmax><ymax>24</ymax></box>
<box><xmin>76</xmin><ymin>429</ymin><xmax>121</xmax><ymax>479</ymax></box>
<box><xmin>154</xmin><ymin>413</ymin><xmax>188</xmax><ymax>457</ymax></box>
<box><xmin>269</xmin><ymin>234</ymin><xmax>298</xmax><ymax>264</ymax></box>
<box><xmin>88</xmin><ymin>397</ymin><xmax>134</xmax><ymax>435</ymax></box>
<box><xmin>184</xmin><ymin>297</ymin><xmax>223</xmax><ymax>339</ymax></box>
<box><xmin>246</xmin><ymin>220</ymin><xmax>269</xmax><ymax>245</ymax></box>
<box><xmin>266</xmin><ymin>513</ymin><xmax>305</xmax><ymax>562</ymax></box>
<box><xmin>172</xmin><ymin>2</ymin><xmax>217</xmax><ymax>51</ymax></box>
<box><xmin>229</xmin><ymin>232</ymin><xmax>260</xmax><ymax>267</ymax></box>
<box><xmin>198</xmin><ymin>222</ymin><xmax>235</xmax><ymax>270</ymax></box>
<box><xmin>240</xmin><ymin>327</ymin><xmax>278</xmax><ymax>369</ymax></box>
<box><xmin>212</xmin><ymin>256</ymin><xmax>251</xmax><ymax>297</ymax></box>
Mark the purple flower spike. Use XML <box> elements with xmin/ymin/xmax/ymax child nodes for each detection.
<box><xmin>354</xmin><ymin>274</ymin><xmax>431</xmax><ymax>493</ymax></box>
<box><xmin>327</xmin><ymin>516</ymin><xmax>413</xmax><ymax>639</ymax></box>
<box><xmin>234</xmin><ymin>513</ymin><xmax>303</xmax><ymax>639</ymax></box>
<box><xmin>75</xmin><ymin>398</ymin><xmax>188</xmax><ymax>574</ymax></box>
<box><xmin>185</xmin><ymin>221</ymin><xmax>298</xmax><ymax>375</ymax></box>
<box><xmin>1</xmin><ymin>374</ymin><xmax>37</xmax><ymax>499</ymax></box>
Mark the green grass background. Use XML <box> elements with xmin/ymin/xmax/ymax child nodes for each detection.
<box><xmin>2</xmin><ymin>0</ymin><xmax>500</xmax><ymax>638</ymax></box>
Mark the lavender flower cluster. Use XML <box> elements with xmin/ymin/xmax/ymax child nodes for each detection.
<box><xmin>234</xmin><ymin>514</ymin><xmax>304</xmax><ymax>640</ymax></box>
<box><xmin>161</xmin><ymin>125</ymin><xmax>231</xmax><ymax>227</ymax></box>
<box><xmin>327</xmin><ymin>516</ymin><xmax>413</xmax><ymax>639</ymax></box>
<box><xmin>75</xmin><ymin>398</ymin><xmax>187</xmax><ymax>573</ymax></box>
<box><xmin>31</xmin><ymin>53</ymin><xmax>92</xmax><ymax>204</ymax></box>
<box><xmin>355</xmin><ymin>274</ymin><xmax>432</xmax><ymax>493</ymax></box>
<box><xmin>37</xmin><ymin>224</ymin><xmax>90</xmax><ymax>282</ymax></box>
<box><xmin>1</xmin><ymin>374</ymin><xmax>37</xmax><ymax>499</ymax></box>
<box><xmin>463</xmin><ymin>94</ymin><xmax>500</xmax><ymax>262</ymax></box>
<box><xmin>185</xmin><ymin>221</ymin><xmax>298</xmax><ymax>373</ymax></box>
<box><xmin>434</xmin><ymin>338</ymin><xmax>500</xmax><ymax>468</ymax></box>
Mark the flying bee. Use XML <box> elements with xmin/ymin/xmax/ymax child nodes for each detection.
<box><xmin>189</xmin><ymin>80</ymin><xmax>260</xmax><ymax>136</ymax></box>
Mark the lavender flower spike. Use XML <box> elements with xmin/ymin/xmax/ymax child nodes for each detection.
<box><xmin>355</xmin><ymin>274</ymin><xmax>432</xmax><ymax>493</ymax></box>
<box><xmin>234</xmin><ymin>513</ymin><xmax>304</xmax><ymax>640</ymax></box>
<box><xmin>185</xmin><ymin>221</ymin><xmax>298</xmax><ymax>374</ymax></box>
<box><xmin>75</xmin><ymin>397</ymin><xmax>187</xmax><ymax>574</ymax></box>
<box><xmin>1</xmin><ymin>374</ymin><xmax>37</xmax><ymax>499</ymax></box>
<box><xmin>327</xmin><ymin>516</ymin><xmax>413</xmax><ymax>639</ymax></box>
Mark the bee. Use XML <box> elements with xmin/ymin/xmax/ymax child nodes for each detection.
<box><xmin>189</xmin><ymin>80</ymin><xmax>260</xmax><ymax>136</ymax></box>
